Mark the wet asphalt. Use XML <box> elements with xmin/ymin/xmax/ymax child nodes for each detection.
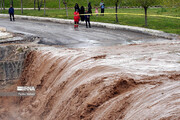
<box><xmin>0</xmin><ymin>18</ymin><xmax>169</xmax><ymax>48</ymax></box>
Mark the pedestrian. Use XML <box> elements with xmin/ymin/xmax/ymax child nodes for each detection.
<box><xmin>79</xmin><ymin>6</ymin><xmax>85</xmax><ymax>21</ymax></box>
<box><xmin>85</xmin><ymin>11</ymin><xmax>91</xmax><ymax>28</ymax></box>
<box><xmin>8</xmin><ymin>5</ymin><xmax>15</xmax><ymax>21</ymax></box>
<box><xmin>95</xmin><ymin>7</ymin><xmax>98</xmax><ymax>16</ymax></box>
<box><xmin>74</xmin><ymin>9</ymin><xmax>80</xmax><ymax>28</ymax></box>
<box><xmin>74</xmin><ymin>3</ymin><xmax>79</xmax><ymax>12</ymax></box>
<box><xmin>100</xmin><ymin>0</ymin><xmax>105</xmax><ymax>16</ymax></box>
<box><xmin>88</xmin><ymin>2</ymin><xmax>92</xmax><ymax>15</ymax></box>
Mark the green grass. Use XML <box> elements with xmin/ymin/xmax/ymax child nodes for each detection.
<box><xmin>1</xmin><ymin>7</ymin><xmax>180</xmax><ymax>34</ymax></box>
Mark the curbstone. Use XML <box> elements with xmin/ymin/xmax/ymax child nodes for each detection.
<box><xmin>0</xmin><ymin>31</ymin><xmax>13</xmax><ymax>39</ymax></box>
<box><xmin>0</xmin><ymin>27</ymin><xmax>6</xmax><ymax>32</ymax></box>
<box><xmin>0</xmin><ymin>14</ymin><xmax>179</xmax><ymax>40</ymax></box>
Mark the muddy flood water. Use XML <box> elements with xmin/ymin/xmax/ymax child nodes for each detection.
<box><xmin>0</xmin><ymin>39</ymin><xmax>180</xmax><ymax>120</ymax></box>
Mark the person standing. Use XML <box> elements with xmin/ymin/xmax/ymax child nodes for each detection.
<box><xmin>95</xmin><ymin>7</ymin><xmax>98</xmax><ymax>16</ymax></box>
<box><xmin>79</xmin><ymin>6</ymin><xmax>85</xmax><ymax>21</ymax></box>
<box><xmin>100</xmin><ymin>0</ymin><xmax>105</xmax><ymax>16</ymax></box>
<box><xmin>88</xmin><ymin>2</ymin><xmax>92</xmax><ymax>15</ymax></box>
<box><xmin>74</xmin><ymin>3</ymin><xmax>79</xmax><ymax>12</ymax></box>
<box><xmin>74</xmin><ymin>10</ymin><xmax>80</xmax><ymax>28</ymax></box>
<box><xmin>85</xmin><ymin>11</ymin><xmax>91</xmax><ymax>28</ymax></box>
<box><xmin>9</xmin><ymin>5</ymin><xmax>15</xmax><ymax>21</ymax></box>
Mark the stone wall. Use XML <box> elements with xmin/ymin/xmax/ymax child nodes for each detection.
<box><xmin>0</xmin><ymin>45</ymin><xmax>29</xmax><ymax>82</ymax></box>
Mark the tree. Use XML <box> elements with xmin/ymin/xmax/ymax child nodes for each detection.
<box><xmin>44</xmin><ymin>0</ymin><xmax>46</xmax><ymax>16</ymax></box>
<box><xmin>34</xmin><ymin>0</ymin><xmax>36</xmax><ymax>10</ymax></box>
<box><xmin>37</xmin><ymin>0</ymin><xmax>43</xmax><ymax>11</ymax></box>
<box><xmin>59</xmin><ymin>0</ymin><xmax>60</xmax><ymax>9</ymax></box>
<box><xmin>128</xmin><ymin>0</ymin><xmax>161</xmax><ymax>27</ymax></box>
<box><xmin>115</xmin><ymin>0</ymin><xmax>119</xmax><ymax>23</ymax></box>
<box><xmin>163</xmin><ymin>0</ymin><xmax>180</xmax><ymax>8</ymax></box>
<box><xmin>37</xmin><ymin>0</ymin><xmax>40</xmax><ymax>11</ymax></box>
<box><xmin>10</xmin><ymin>0</ymin><xmax>13</xmax><ymax>7</ymax></box>
<box><xmin>21</xmin><ymin>0</ymin><xmax>23</xmax><ymax>14</ymax></box>
<box><xmin>2</xmin><ymin>0</ymin><xmax>4</xmax><ymax>10</ymax></box>
<box><xmin>63</xmin><ymin>0</ymin><xmax>68</xmax><ymax>17</ymax></box>
<box><xmin>0</xmin><ymin>0</ymin><xmax>2</xmax><ymax>11</ymax></box>
<box><xmin>112</xmin><ymin>0</ymin><xmax>120</xmax><ymax>23</ymax></box>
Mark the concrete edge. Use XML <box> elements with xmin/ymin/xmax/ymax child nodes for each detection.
<box><xmin>0</xmin><ymin>27</ymin><xmax>7</xmax><ymax>32</ymax></box>
<box><xmin>0</xmin><ymin>27</ymin><xmax>13</xmax><ymax>39</ymax></box>
<box><xmin>0</xmin><ymin>14</ymin><xmax>179</xmax><ymax>40</ymax></box>
<box><xmin>0</xmin><ymin>32</ymin><xmax>13</xmax><ymax>39</ymax></box>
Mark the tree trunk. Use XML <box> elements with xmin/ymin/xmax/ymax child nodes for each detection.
<box><xmin>34</xmin><ymin>0</ymin><xmax>36</xmax><ymax>10</ymax></box>
<box><xmin>59</xmin><ymin>0</ymin><xmax>60</xmax><ymax>9</ymax></box>
<box><xmin>2</xmin><ymin>0</ymin><xmax>4</xmax><ymax>10</ymax></box>
<box><xmin>65</xmin><ymin>4</ymin><xmax>68</xmax><ymax>16</ymax></box>
<box><xmin>1</xmin><ymin>0</ymin><xmax>2</xmax><ymax>12</ymax></box>
<box><xmin>115</xmin><ymin>2</ymin><xmax>118</xmax><ymax>23</ymax></box>
<box><xmin>38</xmin><ymin>0</ymin><xmax>40</xmax><ymax>11</ymax></box>
<box><xmin>10</xmin><ymin>0</ymin><xmax>13</xmax><ymax>7</ymax></box>
<box><xmin>40</xmin><ymin>0</ymin><xmax>43</xmax><ymax>7</ymax></box>
<box><xmin>144</xmin><ymin>7</ymin><xmax>148</xmax><ymax>27</ymax></box>
<box><xmin>21</xmin><ymin>0</ymin><xmax>23</xmax><ymax>14</ymax></box>
<box><xmin>44</xmin><ymin>0</ymin><xmax>46</xmax><ymax>16</ymax></box>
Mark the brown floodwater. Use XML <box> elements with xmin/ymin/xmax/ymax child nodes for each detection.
<box><xmin>0</xmin><ymin>40</ymin><xmax>180</xmax><ymax>120</ymax></box>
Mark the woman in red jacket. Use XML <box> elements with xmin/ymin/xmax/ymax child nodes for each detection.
<box><xmin>74</xmin><ymin>10</ymin><xmax>80</xmax><ymax>28</ymax></box>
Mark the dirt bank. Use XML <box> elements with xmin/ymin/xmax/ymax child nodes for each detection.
<box><xmin>0</xmin><ymin>40</ymin><xmax>180</xmax><ymax>120</ymax></box>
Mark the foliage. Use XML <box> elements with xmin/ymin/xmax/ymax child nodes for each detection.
<box><xmin>162</xmin><ymin>0</ymin><xmax>180</xmax><ymax>8</ymax></box>
<box><xmin>126</xmin><ymin>0</ymin><xmax>161</xmax><ymax>8</ymax></box>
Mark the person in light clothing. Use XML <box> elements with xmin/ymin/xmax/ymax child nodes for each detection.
<box><xmin>100</xmin><ymin>0</ymin><xmax>105</xmax><ymax>16</ymax></box>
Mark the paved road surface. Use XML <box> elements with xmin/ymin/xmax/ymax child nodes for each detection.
<box><xmin>0</xmin><ymin>18</ymin><xmax>169</xmax><ymax>47</ymax></box>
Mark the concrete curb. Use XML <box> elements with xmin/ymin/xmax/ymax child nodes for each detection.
<box><xmin>0</xmin><ymin>27</ymin><xmax>13</xmax><ymax>39</ymax></box>
<box><xmin>0</xmin><ymin>27</ymin><xmax>7</xmax><ymax>32</ymax></box>
<box><xmin>0</xmin><ymin>32</ymin><xmax>13</xmax><ymax>39</ymax></box>
<box><xmin>0</xmin><ymin>14</ymin><xmax>179</xmax><ymax>40</ymax></box>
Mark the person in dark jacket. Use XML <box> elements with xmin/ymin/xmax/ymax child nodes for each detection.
<box><xmin>79</xmin><ymin>6</ymin><xmax>85</xmax><ymax>21</ymax></box>
<box><xmin>74</xmin><ymin>3</ymin><xmax>79</xmax><ymax>12</ymax></box>
<box><xmin>88</xmin><ymin>2</ymin><xmax>92</xmax><ymax>15</ymax></box>
<box><xmin>8</xmin><ymin>5</ymin><xmax>15</xmax><ymax>21</ymax></box>
<box><xmin>85</xmin><ymin>11</ymin><xmax>91</xmax><ymax>28</ymax></box>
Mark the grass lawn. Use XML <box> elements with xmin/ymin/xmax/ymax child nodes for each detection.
<box><xmin>1</xmin><ymin>7</ymin><xmax>180</xmax><ymax>34</ymax></box>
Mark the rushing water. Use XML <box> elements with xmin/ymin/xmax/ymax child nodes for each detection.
<box><xmin>0</xmin><ymin>41</ymin><xmax>180</xmax><ymax>119</ymax></box>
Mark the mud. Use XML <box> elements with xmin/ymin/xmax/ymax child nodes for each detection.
<box><xmin>0</xmin><ymin>39</ymin><xmax>180</xmax><ymax>120</ymax></box>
